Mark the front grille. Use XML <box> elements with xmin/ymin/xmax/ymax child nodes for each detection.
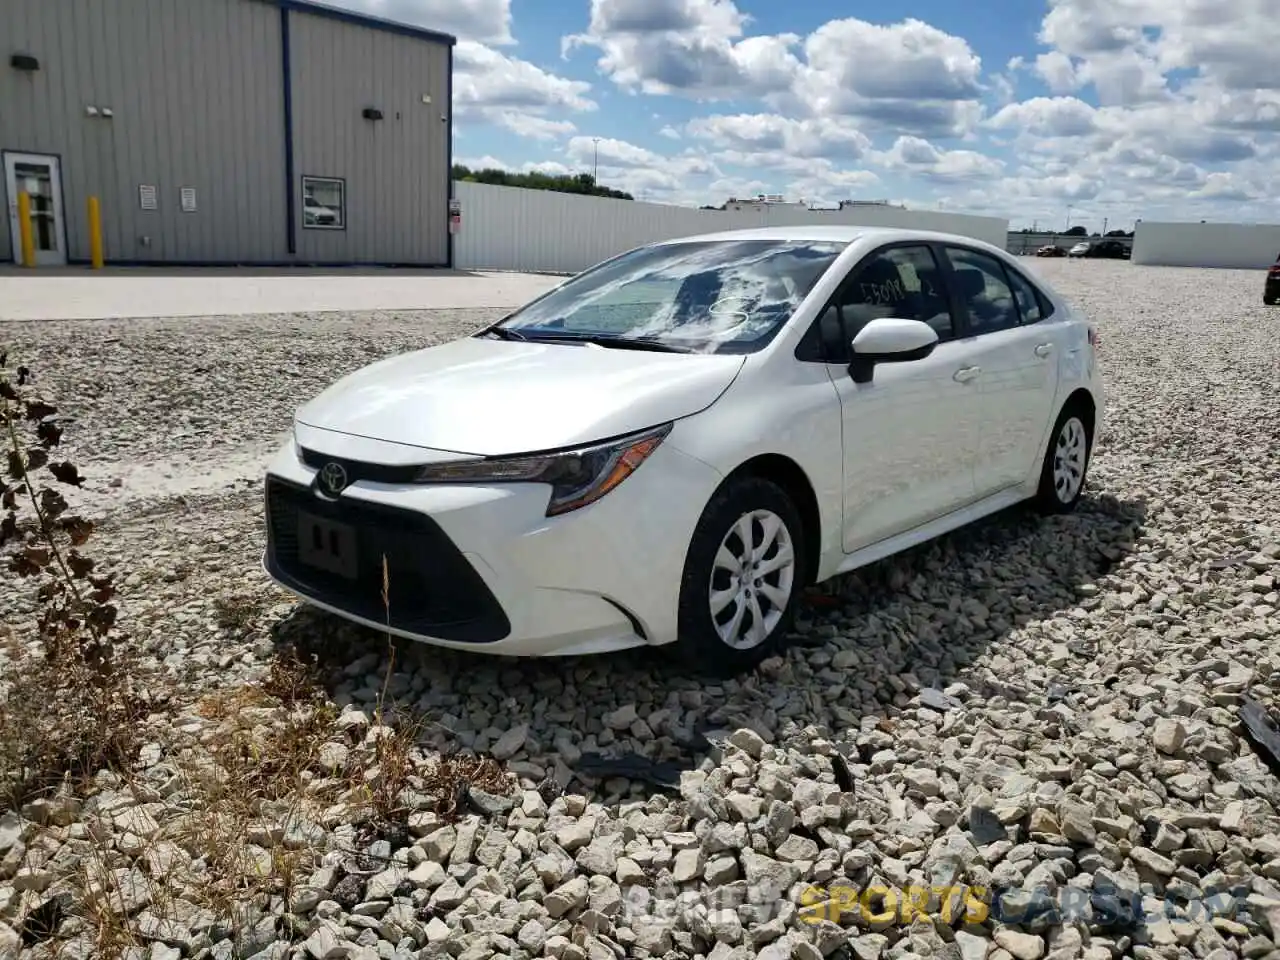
<box><xmin>299</xmin><ymin>447</ymin><xmax>422</xmax><ymax>485</ymax></box>
<box><xmin>264</xmin><ymin>477</ymin><xmax>510</xmax><ymax>643</ymax></box>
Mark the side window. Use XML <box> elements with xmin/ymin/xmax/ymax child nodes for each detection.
<box><xmin>1004</xmin><ymin>266</ymin><xmax>1044</xmax><ymax>324</ymax></box>
<box><xmin>942</xmin><ymin>247</ymin><xmax>1020</xmax><ymax>335</ymax></box>
<box><xmin>835</xmin><ymin>245</ymin><xmax>954</xmax><ymax>348</ymax></box>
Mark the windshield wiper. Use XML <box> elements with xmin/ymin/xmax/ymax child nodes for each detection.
<box><xmin>479</xmin><ymin>325</ymin><xmax>529</xmax><ymax>342</ymax></box>
<box><xmin>524</xmin><ymin>333</ymin><xmax>695</xmax><ymax>353</ymax></box>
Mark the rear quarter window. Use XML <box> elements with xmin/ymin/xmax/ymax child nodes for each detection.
<box><xmin>1006</xmin><ymin>263</ymin><xmax>1056</xmax><ymax>321</ymax></box>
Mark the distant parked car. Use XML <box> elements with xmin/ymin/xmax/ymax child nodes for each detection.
<box><xmin>1266</xmin><ymin>254</ymin><xmax>1280</xmax><ymax>305</ymax></box>
<box><xmin>1084</xmin><ymin>240</ymin><xmax>1131</xmax><ymax>260</ymax></box>
<box><xmin>1036</xmin><ymin>245</ymin><xmax>1067</xmax><ymax>257</ymax></box>
<box><xmin>1069</xmin><ymin>240</ymin><xmax>1130</xmax><ymax>260</ymax></box>
<box><xmin>263</xmin><ymin>225</ymin><xmax>1104</xmax><ymax>674</ymax></box>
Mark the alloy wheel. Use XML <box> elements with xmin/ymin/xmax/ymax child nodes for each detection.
<box><xmin>708</xmin><ymin>509</ymin><xmax>796</xmax><ymax>650</ymax></box>
<box><xmin>1053</xmin><ymin>416</ymin><xmax>1087</xmax><ymax>503</ymax></box>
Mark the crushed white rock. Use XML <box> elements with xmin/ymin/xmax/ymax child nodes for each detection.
<box><xmin>1</xmin><ymin>262</ymin><xmax>1279</xmax><ymax>959</ymax></box>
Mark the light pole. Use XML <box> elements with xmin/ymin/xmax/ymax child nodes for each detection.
<box><xmin>592</xmin><ymin>137</ymin><xmax>600</xmax><ymax>185</ymax></box>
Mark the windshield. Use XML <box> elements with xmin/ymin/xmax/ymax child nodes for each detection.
<box><xmin>493</xmin><ymin>239</ymin><xmax>847</xmax><ymax>354</ymax></box>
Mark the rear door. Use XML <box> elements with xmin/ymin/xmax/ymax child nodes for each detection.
<box><xmin>938</xmin><ymin>245</ymin><xmax>1063</xmax><ymax>498</ymax></box>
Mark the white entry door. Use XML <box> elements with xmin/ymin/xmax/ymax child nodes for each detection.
<box><xmin>5</xmin><ymin>152</ymin><xmax>67</xmax><ymax>266</ymax></box>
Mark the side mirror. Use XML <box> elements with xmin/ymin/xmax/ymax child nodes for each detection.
<box><xmin>849</xmin><ymin>317</ymin><xmax>939</xmax><ymax>384</ymax></box>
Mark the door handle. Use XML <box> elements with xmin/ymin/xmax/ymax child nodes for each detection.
<box><xmin>1034</xmin><ymin>343</ymin><xmax>1053</xmax><ymax>358</ymax></box>
<box><xmin>953</xmin><ymin>365</ymin><xmax>982</xmax><ymax>383</ymax></box>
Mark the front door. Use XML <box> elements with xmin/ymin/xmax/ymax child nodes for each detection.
<box><xmin>4</xmin><ymin>152</ymin><xmax>67</xmax><ymax>266</ymax></box>
<box><xmin>819</xmin><ymin>243</ymin><xmax>983</xmax><ymax>552</ymax></box>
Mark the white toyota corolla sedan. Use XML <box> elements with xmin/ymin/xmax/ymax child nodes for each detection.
<box><xmin>263</xmin><ymin>226</ymin><xmax>1103</xmax><ymax>674</ymax></box>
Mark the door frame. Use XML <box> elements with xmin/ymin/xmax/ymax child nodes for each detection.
<box><xmin>3</xmin><ymin>149</ymin><xmax>69</xmax><ymax>266</ymax></box>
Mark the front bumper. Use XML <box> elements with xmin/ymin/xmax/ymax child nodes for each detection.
<box><xmin>261</xmin><ymin>428</ymin><xmax>723</xmax><ymax>657</ymax></box>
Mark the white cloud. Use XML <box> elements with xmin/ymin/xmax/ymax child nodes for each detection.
<box><xmin>685</xmin><ymin>114</ymin><xmax>870</xmax><ymax>160</ymax></box>
<box><xmin>873</xmin><ymin>136</ymin><xmax>1005</xmax><ymax>181</ymax></box>
<box><xmin>1036</xmin><ymin>0</ymin><xmax>1280</xmax><ymax>101</ymax></box>
<box><xmin>563</xmin><ymin>1</ymin><xmax>986</xmax><ymax>138</ymax></box>
<box><xmin>453</xmin><ymin>41</ymin><xmax>594</xmax><ymax>138</ymax></box>
<box><xmin>990</xmin><ymin>95</ymin><xmax>1260</xmax><ymax>167</ymax></box>
<box><xmin>455</xmin><ymin>154</ymin><xmax>512</xmax><ymax>170</ymax></box>
<box><xmin>708</xmin><ymin>175</ymin><xmax>772</xmax><ymax>198</ymax></box>
<box><xmin>1033</xmin><ymin>51</ymin><xmax>1081</xmax><ymax>95</ymax></box>
<box><xmin>565</xmin><ymin>136</ymin><xmax>716</xmax><ymax>176</ymax></box>
<box><xmin>790</xmin><ymin>17</ymin><xmax>984</xmax><ymax>137</ymax></box>
<box><xmin>987</xmin><ymin>97</ymin><xmax>1098</xmax><ymax>138</ymax></box>
<box><xmin>561</xmin><ymin>0</ymin><xmax>800</xmax><ymax>100</ymax></box>
<box><xmin>497</xmin><ymin>116</ymin><xmax>579</xmax><ymax>140</ymax></box>
<box><xmin>455</xmin><ymin>155</ymin><xmax>575</xmax><ymax>178</ymax></box>
<box><xmin>781</xmin><ymin>169</ymin><xmax>883</xmax><ymax>208</ymax></box>
<box><xmin>334</xmin><ymin>0</ymin><xmax>514</xmax><ymax>45</ymax></box>
<box><xmin>672</xmin><ymin>114</ymin><xmax>888</xmax><ymax>205</ymax></box>
<box><xmin>524</xmin><ymin>160</ymin><xmax>576</xmax><ymax>177</ymax></box>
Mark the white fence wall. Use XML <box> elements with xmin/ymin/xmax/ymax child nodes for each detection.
<box><xmin>451</xmin><ymin>181</ymin><xmax>1009</xmax><ymax>273</ymax></box>
<box><xmin>1132</xmin><ymin>222</ymin><xmax>1280</xmax><ymax>268</ymax></box>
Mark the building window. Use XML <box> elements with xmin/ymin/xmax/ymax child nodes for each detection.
<box><xmin>302</xmin><ymin>176</ymin><xmax>345</xmax><ymax>230</ymax></box>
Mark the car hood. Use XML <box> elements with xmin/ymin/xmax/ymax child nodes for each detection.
<box><xmin>295</xmin><ymin>335</ymin><xmax>747</xmax><ymax>456</ymax></box>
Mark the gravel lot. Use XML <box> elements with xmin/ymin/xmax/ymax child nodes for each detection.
<box><xmin>2</xmin><ymin>259</ymin><xmax>1280</xmax><ymax>960</ymax></box>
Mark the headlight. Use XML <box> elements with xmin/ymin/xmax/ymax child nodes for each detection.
<box><xmin>413</xmin><ymin>423</ymin><xmax>671</xmax><ymax>516</ymax></box>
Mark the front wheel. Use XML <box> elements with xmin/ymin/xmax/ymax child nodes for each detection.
<box><xmin>675</xmin><ymin>476</ymin><xmax>806</xmax><ymax>676</ymax></box>
<box><xmin>1034</xmin><ymin>407</ymin><xmax>1093</xmax><ymax>514</ymax></box>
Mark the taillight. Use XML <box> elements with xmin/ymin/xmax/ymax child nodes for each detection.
<box><xmin>1088</xmin><ymin>327</ymin><xmax>1100</xmax><ymax>350</ymax></box>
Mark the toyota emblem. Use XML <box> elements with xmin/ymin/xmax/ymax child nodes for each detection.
<box><xmin>318</xmin><ymin>461</ymin><xmax>348</xmax><ymax>496</ymax></box>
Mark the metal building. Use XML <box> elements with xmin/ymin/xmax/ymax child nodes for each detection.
<box><xmin>1</xmin><ymin>0</ymin><xmax>455</xmax><ymax>267</ymax></box>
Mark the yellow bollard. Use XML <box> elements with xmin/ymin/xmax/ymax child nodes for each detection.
<box><xmin>16</xmin><ymin>192</ymin><xmax>35</xmax><ymax>268</ymax></box>
<box><xmin>88</xmin><ymin>196</ymin><xmax>104</xmax><ymax>269</ymax></box>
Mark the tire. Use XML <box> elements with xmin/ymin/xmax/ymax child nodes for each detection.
<box><xmin>674</xmin><ymin>476</ymin><xmax>807</xmax><ymax>676</ymax></box>
<box><xmin>1034</xmin><ymin>405</ymin><xmax>1093</xmax><ymax>514</ymax></box>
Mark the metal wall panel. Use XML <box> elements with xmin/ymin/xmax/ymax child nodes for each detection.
<box><xmin>0</xmin><ymin>0</ymin><xmax>287</xmax><ymax>263</ymax></box>
<box><xmin>1131</xmin><ymin>222</ymin><xmax>1280</xmax><ymax>268</ymax></box>
<box><xmin>451</xmin><ymin>181</ymin><xmax>1011</xmax><ymax>273</ymax></box>
<box><xmin>288</xmin><ymin>10</ymin><xmax>450</xmax><ymax>266</ymax></box>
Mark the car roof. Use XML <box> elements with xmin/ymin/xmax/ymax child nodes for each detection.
<box><xmin>649</xmin><ymin>225</ymin><xmax>1009</xmax><ymax>256</ymax></box>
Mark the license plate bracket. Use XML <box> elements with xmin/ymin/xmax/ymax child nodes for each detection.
<box><xmin>297</xmin><ymin>511</ymin><xmax>358</xmax><ymax>579</ymax></box>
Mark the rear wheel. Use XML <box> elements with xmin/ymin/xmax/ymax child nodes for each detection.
<box><xmin>675</xmin><ymin>476</ymin><xmax>806</xmax><ymax>676</ymax></box>
<box><xmin>1034</xmin><ymin>406</ymin><xmax>1093</xmax><ymax>514</ymax></box>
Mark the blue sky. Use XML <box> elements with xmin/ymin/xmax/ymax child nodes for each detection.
<box><xmin>338</xmin><ymin>0</ymin><xmax>1279</xmax><ymax>230</ymax></box>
